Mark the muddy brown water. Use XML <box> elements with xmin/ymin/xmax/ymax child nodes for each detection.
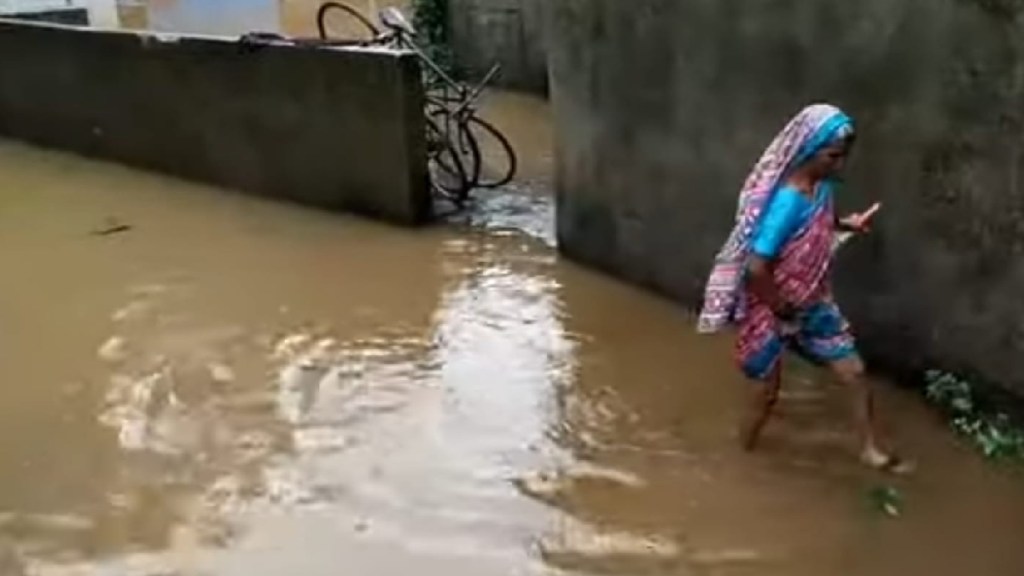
<box><xmin>1</xmin><ymin>1</ymin><xmax>1023</xmax><ymax>575</ymax></box>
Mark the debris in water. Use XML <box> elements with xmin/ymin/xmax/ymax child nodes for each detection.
<box><xmin>91</xmin><ymin>217</ymin><xmax>132</xmax><ymax>236</ymax></box>
<box><xmin>868</xmin><ymin>485</ymin><xmax>903</xmax><ymax>518</ymax></box>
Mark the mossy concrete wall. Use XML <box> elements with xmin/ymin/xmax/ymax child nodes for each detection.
<box><xmin>448</xmin><ymin>0</ymin><xmax>547</xmax><ymax>94</ymax></box>
<box><xmin>548</xmin><ymin>0</ymin><xmax>1024</xmax><ymax>395</ymax></box>
<box><xmin>0</xmin><ymin>19</ymin><xmax>430</xmax><ymax>224</ymax></box>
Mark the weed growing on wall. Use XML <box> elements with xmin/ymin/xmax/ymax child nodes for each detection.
<box><xmin>412</xmin><ymin>0</ymin><xmax>454</xmax><ymax>74</ymax></box>
<box><xmin>924</xmin><ymin>370</ymin><xmax>1024</xmax><ymax>461</ymax></box>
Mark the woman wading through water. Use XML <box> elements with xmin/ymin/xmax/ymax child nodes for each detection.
<box><xmin>698</xmin><ymin>104</ymin><xmax>910</xmax><ymax>473</ymax></box>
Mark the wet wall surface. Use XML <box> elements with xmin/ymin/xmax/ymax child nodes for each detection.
<box><xmin>448</xmin><ymin>0</ymin><xmax>549</xmax><ymax>94</ymax></box>
<box><xmin>547</xmin><ymin>0</ymin><xmax>1024</xmax><ymax>398</ymax></box>
<box><xmin>0</xmin><ymin>19</ymin><xmax>429</xmax><ymax>224</ymax></box>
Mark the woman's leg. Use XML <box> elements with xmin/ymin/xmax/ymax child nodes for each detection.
<box><xmin>736</xmin><ymin>294</ymin><xmax>784</xmax><ymax>451</ymax></box>
<box><xmin>801</xmin><ymin>302</ymin><xmax>908</xmax><ymax>470</ymax></box>
<box><xmin>741</xmin><ymin>361</ymin><xmax>782</xmax><ymax>451</ymax></box>
<box><xmin>828</xmin><ymin>355</ymin><xmax>887</xmax><ymax>460</ymax></box>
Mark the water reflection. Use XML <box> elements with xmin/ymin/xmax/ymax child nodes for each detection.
<box><xmin>0</xmin><ymin>137</ymin><xmax>573</xmax><ymax>575</ymax></box>
<box><xmin>431</xmin><ymin>233</ymin><xmax>572</xmax><ymax>471</ymax></box>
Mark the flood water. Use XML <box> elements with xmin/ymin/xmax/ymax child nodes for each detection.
<box><xmin>2</xmin><ymin>1</ymin><xmax>1024</xmax><ymax>575</ymax></box>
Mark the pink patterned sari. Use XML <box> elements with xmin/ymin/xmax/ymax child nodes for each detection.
<box><xmin>697</xmin><ymin>104</ymin><xmax>856</xmax><ymax>379</ymax></box>
<box><xmin>697</xmin><ymin>104</ymin><xmax>842</xmax><ymax>333</ymax></box>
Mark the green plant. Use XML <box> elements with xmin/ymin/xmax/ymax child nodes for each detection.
<box><xmin>924</xmin><ymin>370</ymin><xmax>975</xmax><ymax>413</ymax></box>
<box><xmin>867</xmin><ymin>485</ymin><xmax>903</xmax><ymax>518</ymax></box>
<box><xmin>412</xmin><ymin>0</ymin><xmax>454</xmax><ymax>73</ymax></box>
<box><xmin>924</xmin><ymin>370</ymin><xmax>1024</xmax><ymax>461</ymax></box>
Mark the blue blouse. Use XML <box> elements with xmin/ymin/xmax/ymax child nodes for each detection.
<box><xmin>751</xmin><ymin>185</ymin><xmax>829</xmax><ymax>259</ymax></box>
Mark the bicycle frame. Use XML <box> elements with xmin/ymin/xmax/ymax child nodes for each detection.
<box><xmin>308</xmin><ymin>2</ymin><xmax>516</xmax><ymax>204</ymax></box>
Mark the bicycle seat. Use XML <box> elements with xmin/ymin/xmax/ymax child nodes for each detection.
<box><xmin>238</xmin><ymin>31</ymin><xmax>288</xmax><ymax>44</ymax></box>
<box><xmin>237</xmin><ymin>31</ymin><xmax>291</xmax><ymax>53</ymax></box>
<box><xmin>379</xmin><ymin>7</ymin><xmax>416</xmax><ymax>36</ymax></box>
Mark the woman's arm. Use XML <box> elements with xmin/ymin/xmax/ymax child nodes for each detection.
<box><xmin>746</xmin><ymin>256</ymin><xmax>795</xmax><ymax>319</ymax></box>
<box><xmin>835</xmin><ymin>215</ymin><xmax>857</xmax><ymax>232</ymax></box>
<box><xmin>837</xmin><ymin>202</ymin><xmax>882</xmax><ymax>233</ymax></box>
<box><xmin>747</xmin><ymin>188</ymin><xmax>805</xmax><ymax>320</ymax></box>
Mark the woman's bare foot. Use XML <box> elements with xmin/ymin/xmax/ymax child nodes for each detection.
<box><xmin>861</xmin><ymin>445</ymin><xmax>915</xmax><ymax>475</ymax></box>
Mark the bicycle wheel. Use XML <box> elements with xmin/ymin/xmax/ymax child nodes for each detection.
<box><xmin>462</xmin><ymin>116</ymin><xmax>516</xmax><ymax>189</ymax></box>
<box><xmin>426</xmin><ymin>117</ymin><xmax>471</xmax><ymax>206</ymax></box>
<box><xmin>428</xmin><ymin>107</ymin><xmax>479</xmax><ymax>189</ymax></box>
<box><xmin>317</xmin><ymin>1</ymin><xmax>379</xmax><ymax>41</ymax></box>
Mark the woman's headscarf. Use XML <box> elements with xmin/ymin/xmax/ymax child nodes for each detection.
<box><xmin>697</xmin><ymin>104</ymin><xmax>854</xmax><ymax>333</ymax></box>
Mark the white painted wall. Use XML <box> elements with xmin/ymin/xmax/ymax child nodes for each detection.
<box><xmin>0</xmin><ymin>0</ymin><xmax>119</xmax><ymax>27</ymax></box>
<box><xmin>84</xmin><ymin>0</ymin><xmax>118</xmax><ymax>27</ymax></box>
<box><xmin>0</xmin><ymin>0</ymin><xmax>81</xmax><ymax>13</ymax></box>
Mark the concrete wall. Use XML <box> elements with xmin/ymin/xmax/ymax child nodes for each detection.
<box><xmin>0</xmin><ymin>20</ymin><xmax>430</xmax><ymax>224</ymax></box>
<box><xmin>548</xmin><ymin>0</ymin><xmax>1024</xmax><ymax>396</ymax></box>
<box><xmin>449</xmin><ymin>0</ymin><xmax>547</xmax><ymax>94</ymax></box>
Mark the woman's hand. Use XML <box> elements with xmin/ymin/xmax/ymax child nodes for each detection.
<box><xmin>838</xmin><ymin>202</ymin><xmax>882</xmax><ymax>233</ymax></box>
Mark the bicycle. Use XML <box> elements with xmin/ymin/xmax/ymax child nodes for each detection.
<box><xmin>315</xmin><ymin>2</ymin><xmax>517</xmax><ymax>207</ymax></box>
<box><xmin>316</xmin><ymin>1</ymin><xmax>380</xmax><ymax>42</ymax></box>
<box><xmin>376</xmin><ymin>8</ymin><xmax>517</xmax><ymax>191</ymax></box>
